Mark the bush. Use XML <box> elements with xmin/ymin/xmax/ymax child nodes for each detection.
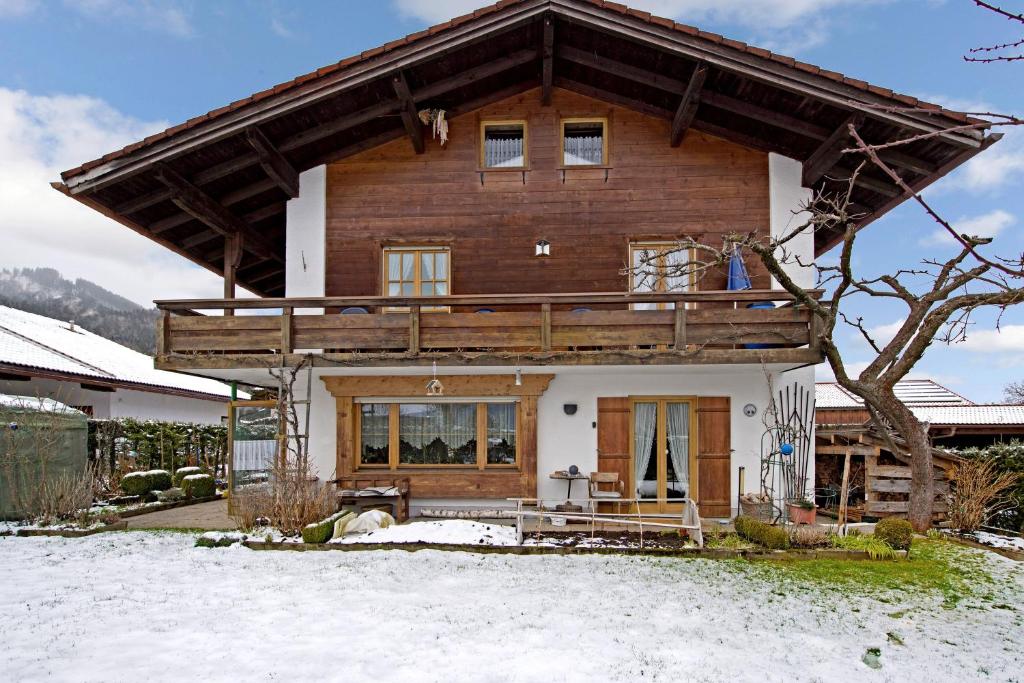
<box><xmin>734</xmin><ymin>515</ymin><xmax>790</xmax><ymax>550</ymax></box>
<box><xmin>789</xmin><ymin>525</ymin><xmax>829</xmax><ymax>548</ymax></box>
<box><xmin>301</xmin><ymin>509</ymin><xmax>353</xmax><ymax>544</ymax></box>
<box><xmin>148</xmin><ymin>470</ymin><xmax>172</xmax><ymax>491</ymax></box>
<box><xmin>948</xmin><ymin>456</ymin><xmax>1022</xmax><ymax>532</ymax></box>
<box><xmin>173</xmin><ymin>466</ymin><xmax>204</xmax><ymax>487</ymax></box>
<box><xmin>181</xmin><ymin>473</ymin><xmax>216</xmax><ymax>499</ymax></box>
<box><xmin>874</xmin><ymin>518</ymin><xmax>914</xmax><ymax>550</ymax></box>
<box><xmin>120</xmin><ymin>471</ymin><xmax>153</xmax><ymax>496</ymax></box>
<box><xmin>228</xmin><ymin>456</ymin><xmax>334</xmax><ymax>537</ymax></box>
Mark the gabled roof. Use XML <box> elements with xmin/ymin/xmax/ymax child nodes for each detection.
<box><xmin>0</xmin><ymin>306</ymin><xmax>238</xmax><ymax>400</ymax></box>
<box><xmin>53</xmin><ymin>0</ymin><xmax>997</xmax><ymax>298</ymax></box>
<box><xmin>910</xmin><ymin>405</ymin><xmax>1024</xmax><ymax>427</ymax></box>
<box><xmin>815</xmin><ymin>379</ymin><xmax>974</xmax><ymax>409</ymax></box>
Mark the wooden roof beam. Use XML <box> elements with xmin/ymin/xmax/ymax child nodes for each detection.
<box><xmin>245</xmin><ymin>127</ymin><xmax>299</xmax><ymax>198</ymax></box>
<box><xmin>392</xmin><ymin>71</ymin><xmax>424</xmax><ymax>155</ymax></box>
<box><xmin>541</xmin><ymin>16</ymin><xmax>554</xmax><ymax>105</ymax></box>
<box><xmin>153</xmin><ymin>164</ymin><xmax>280</xmax><ymax>262</ymax></box>
<box><xmin>802</xmin><ymin>114</ymin><xmax>864</xmax><ymax>187</ymax></box>
<box><xmin>669</xmin><ymin>63</ymin><xmax>707</xmax><ymax>147</ymax></box>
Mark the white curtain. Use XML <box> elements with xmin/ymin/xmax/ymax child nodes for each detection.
<box><xmin>233</xmin><ymin>440</ymin><xmax>277</xmax><ymax>471</ymax></box>
<box><xmin>634</xmin><ymin>402</ymin><xmax>657</xmax><ymax>498</ymax></box>
<box><xmin>666</xmin><ymin>403</ymin><xmax>690</xmax><ymax>499</ymax></box>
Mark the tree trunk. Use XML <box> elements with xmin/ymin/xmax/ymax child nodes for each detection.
<box><xmin>903</xmin><ymin>419</ymin><xmax>935</xmax><ymax>531</ymax></box>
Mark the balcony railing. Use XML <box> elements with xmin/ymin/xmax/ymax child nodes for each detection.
<box><xmin>154</xmin><ymin>290</ymin><xmax>823</xmax><ymax>368</ymax></box>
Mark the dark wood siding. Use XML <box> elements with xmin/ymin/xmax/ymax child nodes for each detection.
<box><xmin>325</xmin><ymin>87</ymin><xmax>770</xmax><ymax>298</ymax></box>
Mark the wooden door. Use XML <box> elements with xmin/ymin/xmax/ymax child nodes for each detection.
<box><xmin>697</xmin><ymin>396</ymin><xmax>731</xmax><ymax>518</ymax></box>
<box><xmin>596</xmin><ymin>397</ymin><xmax>631</xmax><ymax>507</ymax></box>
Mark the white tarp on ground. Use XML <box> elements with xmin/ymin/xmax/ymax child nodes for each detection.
<box><xmin>1</xmin><ymin>533</ymin><xmax>1022</xmax><ymax>681</ymax></box>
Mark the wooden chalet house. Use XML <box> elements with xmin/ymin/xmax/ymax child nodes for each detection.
<box><xmin>54</xmin><ymin>0</ymin><xmax>998</xmax><ymax>518</ymax></box>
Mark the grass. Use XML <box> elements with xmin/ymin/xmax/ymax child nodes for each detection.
<box><xmin>736</xmin><ymin>537</ymin><xmax>997</xmax><ymax>608</ymax></box>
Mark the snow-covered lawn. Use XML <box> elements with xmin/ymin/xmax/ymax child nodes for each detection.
<box><xmin>1</xmin><ymin>533</ymin><xmax>1022</xmax><ymax>682</ymax></box>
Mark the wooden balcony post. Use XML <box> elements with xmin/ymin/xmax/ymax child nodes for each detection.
<box><xmin>223</xmin><ymin>232</ymin><xmax>242</xmax><ymax>317</ymax></box>
<box><xmin>409</xmin><ymin>305</ymin><xmax>420</xmax><ymax>353</ymax></box>
<box><xmin>281</xmin><ymin>306</ymin><xmax>293</xmax><ymax>354</ymax></box>
<box><xmin>541</xmin><ymin>302</ymin><xmax>552</xmax><ymax>351</ymax></box>
<box><xmin>673</xmin><ymin>305</ymin><xmax>687</xmax><ymax>350</ymax></box>
<box><xmin>157</xmin><ymin>309</ymin><xmax>171</xmax><ymax>356</ymax></box>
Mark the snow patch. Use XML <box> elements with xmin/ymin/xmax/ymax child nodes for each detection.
<box><xmin>333</xmin><ymin>519</ymin><xmax>518</xmax><ymax>546</ymax></box>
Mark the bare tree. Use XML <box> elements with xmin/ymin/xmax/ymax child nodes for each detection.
<box><xmin>965</xmin><ymin>1</ymin><xmax>1024</xmax><ymax>63</ymax></box>
<box><xmin>1005</xmin><ymin>381</ymin><xmax>1024</xmax><ymax>404</ymax></box>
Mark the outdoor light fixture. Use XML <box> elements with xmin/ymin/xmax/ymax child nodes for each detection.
<box><xmin>426</xmin><ymin>361</ymin><xmax>444</xmax><ymax>396</ymax></box>
<box><xmin>514</xmin><ymin>367</ymin><xmax>523</xmax><ymax>386</ymax></box>
<box><xmin>563</xmin><ymin>403</ymin><xmax>578</xmax><ymax>416</ymax></box>
<box><xmin>534</xmin><ymin>239</ymin><xmax>551</xmax><ymax>257</ymax></box>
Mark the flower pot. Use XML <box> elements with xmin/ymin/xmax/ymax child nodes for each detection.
<box><xmin>786</xmin><ymin>503</ymin><xmax>816</xmax><ymax>525</ymax></box>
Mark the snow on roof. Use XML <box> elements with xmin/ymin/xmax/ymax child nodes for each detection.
<box><xmin>0</xmin><ymin>306</ymin><xmax>235</xmax><ymax>400</ymax></box>
<box><xmin>815</xmin><ymin>379</ymin><xmax>973</xmax><ymax>409</ymax></box>
<box><xmin>910</xmin><ymin>405</ymin><xmax>1024</xmax><ymax>426</ymax></box>
<box><xmin>0</xmin><ymin>393</ymin><xmax>80</xmax><ymax>414</ymax></box>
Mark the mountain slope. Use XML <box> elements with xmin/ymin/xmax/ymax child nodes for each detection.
<box><xmin>0</xmin><ymin>268</ymin><xmax>158</xmax><ymax>354</ymax></box>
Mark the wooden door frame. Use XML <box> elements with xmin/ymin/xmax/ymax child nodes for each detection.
<box><xmin>628</xmin><ymin>396</ymin><xmax>699</xmax><ymax>512</ymax></box>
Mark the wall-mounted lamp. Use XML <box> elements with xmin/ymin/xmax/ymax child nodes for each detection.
<box><xmin>514</xmin><ymin>367</ymin><xmax>523</xmax><ymax>387</ymax></box>
<box><xmin>535</xmin><ymin>239</ymin><xmax>551</xmax><ymax>258</ymax></box>
<box><xmin>563</xmin><ymin>403</ymin><xmax>578</xmax><ymax>416</ymax></box>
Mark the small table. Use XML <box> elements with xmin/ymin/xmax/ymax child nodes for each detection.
<box><xmin>549</xmin><ymin>471</ymin><xmax>589</xmax><ymax>512</ymax></box>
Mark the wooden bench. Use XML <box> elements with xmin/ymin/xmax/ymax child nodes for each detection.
<box><xmin>330</xmin><ymin>476</ymin><xmax>410</xmax><ymax>522</ymax></box>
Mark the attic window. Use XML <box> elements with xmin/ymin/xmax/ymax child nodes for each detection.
<box><xmin>481</xmin><ymin>120</ymin><xmax>527</xmax><ymax>169</ymax></box>
<box><xmin>562</xmin><ymin>118</ymin><xmax>607</xmax><ymax>166</ymax></box>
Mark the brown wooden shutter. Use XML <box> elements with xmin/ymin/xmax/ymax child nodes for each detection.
<box><xmin>697</xmin><ymin>396</ymin><xmax>731</xmax><ymax>518</ymax></box>
<box><xmin>596</xmin><ymin>397</ymin><xmax>631</xmax><ymax>498</ymax></box>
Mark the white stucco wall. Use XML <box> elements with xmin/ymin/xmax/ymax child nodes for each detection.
<box><xmin>286</xmin><ymin>364</ymin><xmax>816</xmax><ymax>518</ymax></box>
<box><xmin>768</xmin><ymin>153</ymin><xmax>815</xmax><ymax>290</ymax></box>
<box><xmin>0</xmin><ymin>377</ymin><xmax>228</xmax><ymax>423</ymax></box>
<box><xmin>285</xmin><ymin>165</ymin><xmax>327</xmax><ymax>313</ymax></box>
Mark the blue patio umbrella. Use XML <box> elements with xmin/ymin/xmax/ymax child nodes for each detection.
<box><xmin>727</xmin><ymin>244</ymin><xmax>752</xmax><ymax>291</ymax></box>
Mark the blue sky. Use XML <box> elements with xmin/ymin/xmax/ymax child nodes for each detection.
<box><xmin>0</xmin><ymin>0</ymin><xmax>1022</xmax><ymax>402</ymax></box>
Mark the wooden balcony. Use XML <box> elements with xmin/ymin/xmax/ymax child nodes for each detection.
<box><xmin>154</xmin><ymin>290</ymin><xmax>824</xmax><ymax>370</ymax></box>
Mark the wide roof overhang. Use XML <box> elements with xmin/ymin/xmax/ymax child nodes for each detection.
<box><xmin>53</xmin><ymin>0</ymin><xmax>997</xmax><ymax>297</ymax></box>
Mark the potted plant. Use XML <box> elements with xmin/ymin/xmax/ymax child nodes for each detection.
<box><xmin>786</xmin><ymin>498</ymin><xmax>816</xmax><ymax>525</ymax></box>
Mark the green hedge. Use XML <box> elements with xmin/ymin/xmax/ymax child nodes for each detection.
<box><xmin>173</xmin><ymin>466</ymin><xmax>206</xmax><ymax>488</ymax></box>
<box><xmin>120</xmin><ymin>469</ymin><xmax>172</xmax><ymax>496</ymax></box>
<box><xmin>734</xmin><ymin>515</ymin><xmax>790</xmax><ymax>550</ymax></box>
<box><xmin>302</xmin><ymin>509</ymin><xmax>355</xmax><ymax>544</ymax></box>
<box><xmin>874</xmin><ymin>518</ymin><xmax>913</xmax><ymax>550</ymax></box>
<box><xmin>181</xmin><ymin>474</ymin><xmax>216</xmax><ymax>499</ymax></box>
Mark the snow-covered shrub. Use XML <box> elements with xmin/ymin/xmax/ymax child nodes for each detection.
<box><xmin>874</xmin><ymin>518</ymin><xmax>913</xmax><ymax>550</ymax></box>
<box><xmin>195</xmin><ymin>531</ymin><xmax>244</xmax><ymax>548</ymax></box>
<box><xmin>148</xmin><ymin>470</ymin><xmax>172</xmax><ymax>491</ymax></box>
<box><xmin>120</xmin><ymin>471</ymin><xmax>153</xmax><ymax>496</ymax></box>
<box><xmin>734</xmin><ymin>515</ymin><xmax>790</xmax><ymax>550</ymax></box>
<box><xmin>302</xmin><ymin>509</ymin><xmax>354</xmax><ymax>544</ymax></box>
<box><xmin>173</xmin><ymin>466</ymin><xmax>204</xmax><ymax>487</ymax></box>
<box><xmin>157</xmin><ymin>487</ymin><xmax>184</xmax><ymax>503</ymax></box>
<box><xmin>181</xmin><ymin>474</ymin><xmax>215</xmax><ymax>499</ymax></box>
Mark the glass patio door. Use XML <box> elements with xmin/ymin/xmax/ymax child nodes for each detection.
<box><xmin>228</xmin><ymin>400</ymin><xmax>281</xmax><ymax>496</ymax></box>
<box><xmin>633</xmin><ymin>399</ymin><xmax>695</xmax><ymax>512</ymax></box>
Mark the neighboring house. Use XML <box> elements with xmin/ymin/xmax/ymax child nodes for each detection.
<box><xmin>0</xmin><ymin>305</ymin><xmax>236</xmax><ymax>424</ymax></box>
<box><xmin>53</xmin><ymin>1</ymin><xmax>997</xmax><ymax>517</ymax></box>
<box><xmin>817</xmin><ymin>379</ymin><xmax>1024</xmax><ymax>448</ymax></box>
<box><xmin>815</xmin><ymin>380</ymin><xmax>1024</xmax><ymax>520</ymax></box>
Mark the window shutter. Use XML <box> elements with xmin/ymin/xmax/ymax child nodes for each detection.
<box><xmin>596</xmin><ymin>397</ymin><xmax>631</xmax><ymax>501</ymax></box>
<box><xmin>697</xmin><ymin>396</ymin><xmax>731</xmax><ymax>518</ymax></box>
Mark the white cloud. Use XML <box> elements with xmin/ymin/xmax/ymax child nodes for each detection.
<box><xmin>63</xmin><ymin>0</ymin><xmax>193</xmax><ymax>38</ymax></box>
<box><xmin>0</xmin><ymin>0</ymin><xmax>36</xmax><ymax>18</ymax></box>
<box><xmin>0</xmin><ymin>87</ymin><xmax>227</xmax><ymax>307</ymax></box>
<box><xmin>957</xmin><ymin>143</ymin><xmax>1024</xmax><ymax>193</ymax></box>
<box><xmin>394</xmin><ymin>0</ymin><xmax>874</xmax><ymax>32</ymax></box>
<box><xmin>919</xmin><ymin>208</ymin><xmax>1016</xmax><ymax>246</ymax></box>
<box><xmin>867</xmin><ymin>318</ymin><xmax>905</xmax><ymax>345</ymax></box>
<box><xmin>270</xmin><ymin>17</ymin><xmax>293</xmax><ymax>39</ymax></box>
<box><xmin>962</xmin><ymin>325</ymin><xmax>1024</xmax><ymax>353</ymax></box>
<box><xmin>816</xmin><ymin>360</ymin><xmax>870</xmax><ymax>382</ymax></box>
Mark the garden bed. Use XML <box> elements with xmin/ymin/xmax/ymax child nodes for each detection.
<box><xmin>112</xmin><ymin>495</ymin><xmax>221</xmax><ymax>519</ymax></box>
<box><xmin>9</xmin><ymin>521</ymin><xmax>128</xmax><ymax>538</ymax></box>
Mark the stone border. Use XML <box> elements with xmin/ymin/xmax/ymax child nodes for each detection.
<box><xmin>14</xmin><ymin>521</ymin><xmax>128</xmax><ymax>538</ymax></box>
<box><xmin>241</xmin><ymin>540</ymin><xmax>904</xmax><ymax>561</ymax></box>
<box><xmin>113</xmin><ymin>495</ymin><xmax>221</xmax><ymax>519</ymax></box>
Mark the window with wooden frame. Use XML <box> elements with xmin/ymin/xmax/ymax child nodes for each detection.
<box><xmin>628</xmin><ymin>241</ymin><xmax>694</xmax><ymax>310</ymax></box>
<box><xmin>480</xmin><ymin>120</ymin><xmax>528</xmax><ymax>169</ymax></box>
<box><xmin>561</xmin><ymin>118</ymin><xmax>608</xmax><ymax>166</ymax></box>
<box><xmin>383</xmin><ymin>246</ymin><xmax>450</xmax><ymax>310</ymax></box>
<box><xmin>355</xmin><ymin>399</ymin><xmax>519</xmax><ymax>470</ymax></box>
